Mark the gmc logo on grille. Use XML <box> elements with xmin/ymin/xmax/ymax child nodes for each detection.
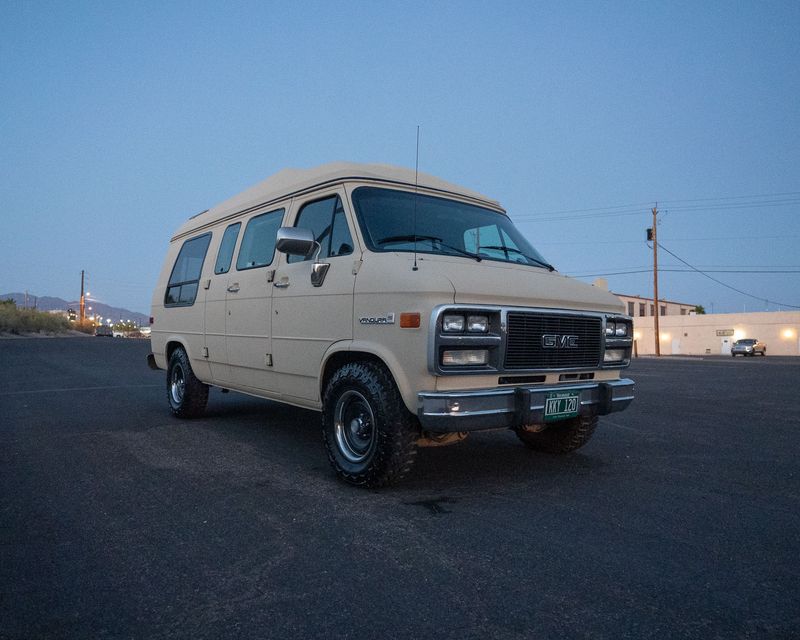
<box><xmin>542</xmin><ymin>334</ymin><xmax>579</xmax><ymax>349</ymax></box>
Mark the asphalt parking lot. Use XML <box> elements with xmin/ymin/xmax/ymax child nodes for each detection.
<box><xmin>1</xmin><ymin>338</ymin><xmax>798</xmax><ymax>639</ymax></box>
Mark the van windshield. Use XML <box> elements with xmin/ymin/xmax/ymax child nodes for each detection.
<box><xmin>351</xmin><ymin>187</ymin><xmax>552</xmax><ymax>269</ymax></box>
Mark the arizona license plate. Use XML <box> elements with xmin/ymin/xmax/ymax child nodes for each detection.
<box><xmin>544</xmin><ymin>391</ymin><xmax>580</xmax><ymax>422</ymax></box>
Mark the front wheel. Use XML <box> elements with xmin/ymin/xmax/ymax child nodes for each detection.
<box><xmin>515</xmin><ymin>415</ymin><xmax>598</xmax><ymax>454</ymax></box>
<box><xmin>322</xmin><ymin>362</ymin><xmax>418</xmax><ymax>488</ymax></box>
<box><xmin>167</xmin><ymin>347</ymin><xmax>209</xmax><ymax>418</ymax></box>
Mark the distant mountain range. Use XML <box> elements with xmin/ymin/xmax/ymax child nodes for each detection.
<box><xmin>1</xmin><ymin>292</ymin><xmax>149</xmax><ymax>327</ymax></box>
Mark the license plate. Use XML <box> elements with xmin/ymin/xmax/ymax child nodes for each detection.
<box><xmin>544</xmin><ymin>391</ymin><xmax>580</xmax><ymax>422</ymax></box>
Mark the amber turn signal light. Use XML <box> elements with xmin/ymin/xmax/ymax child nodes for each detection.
<box><xmin>400</xmin><ymin>312</ymin><xmax>421</xmax><ymax>328</ymax></box>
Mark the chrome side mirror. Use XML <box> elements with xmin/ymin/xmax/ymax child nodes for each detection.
<box><xmin>276</xmin><ymin>226</ymin><xmax>330</xmax><ymax>287</ymax></box>
<box><xmin>276</xmin><ymin>227</ymin><xmax>315</xmax><ymax>257</ymax></box>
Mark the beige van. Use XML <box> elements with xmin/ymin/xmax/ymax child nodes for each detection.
<box><xmin>148</xmin><ymin>162</ymin><xmax>634</xmax><ymax>487</ymax></box>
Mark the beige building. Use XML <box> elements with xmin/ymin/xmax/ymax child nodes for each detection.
<box><xmin>615</xmin><ymin>293</ymin><xmax>697</xmax><ymax>319</ymax></box>
<box><xmin>631</xmin><ymin>311</ymin><xmax>800</xmax><ymax>356</ymax></box>
<box><xmin>591</xmin><ymin>279</ymin><xmax>697</xmax><ymax>318</ymax></box>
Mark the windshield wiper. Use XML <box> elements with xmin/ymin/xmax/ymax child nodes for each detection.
<box><xmin>478</xmin><ymin>245</ymin><xmax>555</xmax><ymax>271</ymax></box>
<box><xmin>377</xmin><ymin>234</ymin><xmax>442</xmax><ymax>245</ymax></box>
<box><xmin>376</xmin><ymin>235</ymin><xmax>482</xmax><ymax>262</ymax></box>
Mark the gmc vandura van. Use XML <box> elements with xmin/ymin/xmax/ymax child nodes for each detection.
<box><xmin>149</xmin><ymin>162</ymin><xmax>635</xmax><ymax>487</ymax></box>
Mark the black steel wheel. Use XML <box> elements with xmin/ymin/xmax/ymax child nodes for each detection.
<box><xmin>167</xmin><ymin>347</ymin><xmax>208</xmax><ymax>418</ymax></box>
<box><xmin>515</xmin><ymin>415</ymin><xmax>598</xmax><ymax>454</ymax></box>
<box><xmin>322</xmin><ymin>361</ymin><xmax>418</xmax><ymax>488</ymax></box>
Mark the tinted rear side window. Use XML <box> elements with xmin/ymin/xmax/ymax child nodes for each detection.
<box><xmin>165</xmin><ymin>233</ymin><xmax>211</xmax><ymax>306</ymax></box>
<box><xmin>236</xmin><ymin>209</ymin><xmax>284</xmax><ymax>270</ymax></box>
<box><xmin>214</xmin><ymin>222</ymin><xmax>241</xmax><ymax>274</ymax></box>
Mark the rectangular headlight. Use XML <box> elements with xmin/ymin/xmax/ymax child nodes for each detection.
<box><xmin>604</xmin><ymin>349</ymin><xmax>627</xmax><ymax>363</ymax></box>
<box><xmin>443</xmin><ymin>315</ymin><xmax>465</xmax><ymax>332</ymax></box>
<box><xmin>605</xmin><ymin>321</ymin><xmax>616</xmax><ymax>336</ymax></box>
<box><xmin>442</xmin><ymin>349</ymin><xmax>489</xmax><ymax>366</ymax></box>
<box><xmin>615</xmin><ymin>323</ymin><xmax>628</xmax><ymax>337</ymax></box>
<box><xmin>467</xmin><ymin>315</ymin><xmax>489</xmax><ymax>333</ymax></box>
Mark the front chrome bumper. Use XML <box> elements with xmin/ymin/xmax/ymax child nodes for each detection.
<box><xmin>417</xmin><ymin>378</ymin><xmax>635</xmax><ymax>432</ymax></box>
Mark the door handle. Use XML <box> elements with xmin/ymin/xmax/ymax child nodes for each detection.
<box><xmin>273</xmin><ymin>280</ymin><xmax>290</xmax><ymax>289</ymax></box>
<box><xmin>227</xmin><ymin>284</ymin><xmax>240</xmax><ymax>293</ymax></box>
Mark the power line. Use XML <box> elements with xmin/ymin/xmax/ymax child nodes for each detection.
<box><xmin>524</xmin><ymin>190</ymin><xmax>800</xmax><ymax>218</ymax></box>
<box><xmin>656</xmin><ymin>190</ymin><xmax>800</xmax><ymax>205</ymax></box>
<box><xmin>516</xmin><ymin>209</ymin><xmax>647</xmax><ymax>222</ymax></box>
<box><xmin>536</xmin><ymin>234</ymin><xmax>800</xmax><ymax>245</ymax></box>
<box><xmin>657</xmin><ymin>243</ymin><xmax>800</xmax><ymax>309</ymax></box>
<box><xmin>658</xmin><ymin>199</ymin><xmax>800</xmax><ymax>214</ymax></box>
<box><xmin>517</xmin><ymin>199</ymin><xmax>800</xmax><ymax>222</ymax></box>
<box><xmin>573</xmin><ymin>262</ymin><xmax>800</xmax><ymax>270</ymax></box>
<box><xmin>519</xmin><ymin>201</ymin><xmax>655</xmax><ymax>216</ymax></box>
<box><xmin>571</xmin><ymin>268</ymin><xmax>800</xmax><ymax>277</ymax></box>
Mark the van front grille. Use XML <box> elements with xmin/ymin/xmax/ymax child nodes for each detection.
<box><xmin>504</xmin><ymin>313</ymin><xmax>602</xmax><ymax>370</ymax></box>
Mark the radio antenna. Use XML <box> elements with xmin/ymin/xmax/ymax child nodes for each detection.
<box><xmin>412</xmin><ymin>125</ymin><xmax>420</xmax><ymax>271</ymax></box>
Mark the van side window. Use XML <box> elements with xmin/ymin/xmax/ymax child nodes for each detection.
<box><xmin>236</xmin><ymin>208</ymin><xmax>284</xmax><ymax>270</ymax></box>
<box><xmin>214</xmin><ymin>222</ymin><xmax>241</xmax><ymax>274</ymax></box>
<box><xmin>164</xmin><ymin>233</ymin><xmax>211</xmax><ymax>306</ymax></box>
<box><xmin>288</xmin><ymin>195</ymin><xmax>354</xmax><ymax>263</ymax></box>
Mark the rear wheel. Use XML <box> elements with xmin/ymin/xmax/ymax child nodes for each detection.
<box><xmin>515</xmin><ymin>415</ymin><xmax>598</xmax><ymax>454</ymax></box>
<box><xmin>167</xmin><ymin>347</ymin><xmax>208</xmax><ymax>418</ymax></box>
<box><xmin>322</xmin><ymin>361</ymin><xmax>418</xmax><ymax>488</ymax></box>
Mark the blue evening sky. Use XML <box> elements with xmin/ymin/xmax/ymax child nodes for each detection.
<box><xmin>2</xmin><ymin>1</ymin><xmax>798</xmax><ymax>314</ymax></box>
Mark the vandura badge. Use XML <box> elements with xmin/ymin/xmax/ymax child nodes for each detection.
<box><xmin>359</xmin><ymin>313</ymin><xmax>395</xmax><ymax>325</ymax></box>
<box><xmin>542</xmin><ymin>334</ymin><xmax>579</xmax><ymax>349</ymax></box>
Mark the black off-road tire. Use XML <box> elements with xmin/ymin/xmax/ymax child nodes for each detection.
<box><xmin>322</xmin><ymin>361</ymin><xmax>419</xmax><ymax>488</ymax></box>
<box><xmin>167</xmin><ymin>347</ymin><xmax>209</xmax><ymax>418</ymax></box>
<box><xmin>515</xmin><ymin>415</ymin><xmax>598</xmax><ymax>454</ymax></box>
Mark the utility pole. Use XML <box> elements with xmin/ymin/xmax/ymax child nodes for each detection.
<box><xmin>652</xmin><ymin>205</ymin><xmax>661</xmax><ymax>356</ymax></box>
<box><xmin>79</xmin><ymin>270</ymin><xmax>85</xmax><ymax>323</ymax></box>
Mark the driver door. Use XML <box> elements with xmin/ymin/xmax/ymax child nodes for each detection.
<box><xmin>271</xmin><ymin>189</ymin><xmax>359</xmax><ymax>403</ymax></box>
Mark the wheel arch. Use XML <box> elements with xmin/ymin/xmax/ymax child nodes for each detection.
<box><xmin>165</xmin><ymin>338</ymin><xmax>189</xmax><ymax>363</ymax></box>
<box><xmin>320</xmin><ymin>341</ymin><xmax>418</xmax><ymax>414</ymax></box>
